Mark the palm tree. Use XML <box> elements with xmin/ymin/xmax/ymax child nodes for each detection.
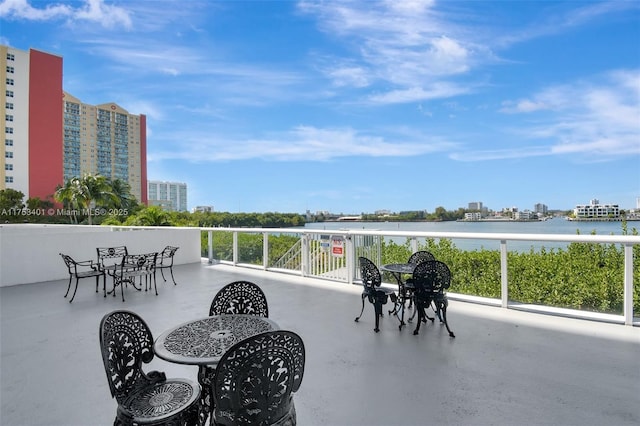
<box><xmin>55</xmin><ymin>174</ymin><xmax>113</xmax><ymax>225</ymax></box>
<box><xmin>54</xmin><ymin>178</ymin><xmax>81</xmax><ymax>223</ymax></box>
<box><xmin>107</xmin><ymin>178</ymin><xmax>136</xmax><ymax>211</ymax></box>
<box><xmin>81</xmin><ymin>174</ymin><xmax>114</xmax><ymax>224</ymax></box>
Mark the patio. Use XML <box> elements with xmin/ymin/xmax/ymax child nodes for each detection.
<box><xmin>1</xmin><ymin>261</ymin><xmax>639</xmax><ymax>426</ymax></box>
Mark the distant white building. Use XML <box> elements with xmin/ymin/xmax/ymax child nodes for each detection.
<box><xmin>574</xmin><ymin>199</ymin><xmax>619</xmax><ymax>219</ymax></box>
<box><xmin>534</xmin><ymin>203</ymin><xmax>548</xmax><ymax>215</ymax></box>
<box><xmin>515</xmin><ymin>210</ymin><xmax>533</xmax><ymax>220</ymax></box>
<box><xmin>465</xmin><ymin>212</ymin><xmax>482</xmax><ymax>221</ymax></box>
<box><xmin>192</xmin><ymin>205</ymin><xmax>213</xmax><ymax>213</ymax></box>
<box><xmin>468</xmin><ymin>201</ymin><xmax>483</xmax><ymax>211</ymax></box>
<box><xmin>148</xmin><ymin>180</ymin><xmax>187</xmax><ymax>212</ymax></box>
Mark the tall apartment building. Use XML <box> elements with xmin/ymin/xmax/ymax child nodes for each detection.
<box><xmin>1</xmin><ymin>45</ymin><xmax>147</xmax><ymax>204</ymax></box>
<box><xmin>534</xmin><ymin>203</ymin><xmax>548</xmax><ymax>215</ymax></box>
<box><xmin>148</xmin><ymin>180</ymin><xmax>187</xmax><ymax>212</ymax></box>
<box><xmin>62</xmin><ymin>92</ymin><xmax>147</xmax><ymax>203</ymax></box>
<box><xmin>2</xmin><ymin>45</ymin><xmax>63</xmax><ymax>201</ymax></box>
<box><xmin>468</xmin><ymin>201</ymin><xmax>483</xmax><ymax>211</ymax></box>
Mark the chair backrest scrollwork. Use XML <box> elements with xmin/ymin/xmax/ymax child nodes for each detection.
<box><xmin>358</xmin><ymin>257</ymin><xmax>382</xmax><ymax>290</ymax></box>
<box><xmin>411</xmin><ymin>260</ymin><xmax>451</xmax><ymax>298</ymax></box>
<box><xmin>97</xmin><ymin>246</ymin><xmax>128</xmax><ymax>270</ymax></box>
<box><xmin>407</xmin><ymin>250</ymin><xmax>436</xmax><ymax>265</ymax></box>
<box><xmin>213</xmin><ymin>330</ymin><xmax>305</xmax><ymax>426</ymax></box>
<box><xmin>209</xmin><ymin>281</ymin><xmax>269</xmax><ymax>317</ymax></box>
<box><xmin>122</xmin><ymin>252</ymin><xmax>157</xmax><ymax>273</ymax></box>
<box><xmin>99</xmin><ymin>310</ymin><xmax>157</xmax><ymax>403</ymax></box>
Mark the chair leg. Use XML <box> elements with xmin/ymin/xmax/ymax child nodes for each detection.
<box><xmin>354</xmin><ymin>294</ymin><xmax>366</xmax><ymax>322</ymax></box>
<box><xmin>68</xmin><ymin>278</ymin><xmax>80</xmax><ymax>303</ymax></box>
<box><xmin>438</xmin><ymin>301</ymin><xmax>455</xmax><ymax>338</ymax></box>
<box><xmin>64</xmin><ymin>276</ymin><xmax>73</xmax><ymax>298</ymax></box>
<box><xmin>373</xmin><ymin>301</ymin><xmax>382</xmax><ymax>332</ymax></box>
<box><xmin>95</xmin><ymin>276</ymin><xmax>99</xmax><ymax>293</ymax></box>
<box><xmin>160</xmin><ymin>267</ymin><xmax>167</xmax><ymax>282</ymax></box>
<box><xmin>152</xmin><ymin>273</ymin><xmax>158</xmax><ymax>296</ymax></box>
<box><xmin>169</xmin><ymin>266</ymin><xmax>177</xmax><ymax>285</ymax></box>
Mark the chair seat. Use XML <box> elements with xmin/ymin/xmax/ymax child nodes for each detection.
<box><xmin>76</xmin><ymin>270</ymin><xmax>103</xmax><ymax>279</ymax></box>
<box><xmin>119</xmin><ymin>379</ymin><xmax>200</xmax><ymax>423</ymax></box>
<box><xmin>367</xmin><ymin>286</ymin><xmax>396</xmax><ymax>295</ymax></box>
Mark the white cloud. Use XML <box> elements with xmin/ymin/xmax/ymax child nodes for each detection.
<box><xmin>326</xmin><ymin>65</ymin><xmax>370</xmax><ymax>88</ymax></box>
<box><xmin>368</xmin><ymin>82</ymin><xmax>471</xmax><ymax>104</ymax></box>
<box><xmin>74</xmin><ymin>0</ymin><xmax>131</xmax><ymax>29</ymax></box>
<box><xmin>450</xmin><ymin>146</ymin><xmax>549</xmax><ymax>162</ymax></box>
<box><xmin>0</xmin><ymin>0</ymin><xmax>72</xmax><ymax>20</ymax></box>
<box><xmin>149</xmin><ymin>125</ymin><xmax>457</xmax><ymax>163</ymax></box>
<box><xmin>466</xmin><ymin>69</ymin><xmax>640</xmax><ymax>161</ymax></box>
<box><xmin>0</xmin><ymin>0</ymin><xmax>131</xmax><ymax>28</ymax></box>
<box><xmin>299</xmin><ymin>0</ymin><xmax>483</xmax><ymax>104</ymax></box>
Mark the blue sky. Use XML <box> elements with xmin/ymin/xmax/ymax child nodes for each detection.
<box><xmin>1</xmin><ymin>0</ymin><xmax>639</xmax><ymax>214</ymax></box>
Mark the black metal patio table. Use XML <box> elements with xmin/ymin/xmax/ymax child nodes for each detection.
<box><xmin>154</xmin><ymin>314</ymin><xmax>279</xmax><ymax>425</ymax></box>
<box><xmin>381</xmin><ymin>263</ymin><xmax>417</xmax><ymax>328</ymax></box>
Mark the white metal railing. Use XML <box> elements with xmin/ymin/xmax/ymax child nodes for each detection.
<box><xmin>203</xmin><ymin>227</ymin><xmax>640</xmax><ymax>326</ymax></box>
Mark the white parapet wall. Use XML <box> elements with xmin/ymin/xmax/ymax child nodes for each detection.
<box><xmin>0</xmin><ymin>224</ymin><xmax>202</xmax><ymax>287</ymax></box>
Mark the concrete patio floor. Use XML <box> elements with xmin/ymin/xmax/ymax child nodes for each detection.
<box><xmin>1</xmin><ymin>261</ymin><xmax>639</xmax><ymax>426</ymax></box>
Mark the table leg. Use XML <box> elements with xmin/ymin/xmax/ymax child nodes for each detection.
<box><xmin>388</xmin><ymin>272</ymin><xmax>413</xmax><ymax>329</ymax></box>
<box><xmin>387</xmin><ymin>272</ymin><xmax>403</xmax><ymax>316</ymax></box>
<box><xmin>197</xmin><ymin>365</ymin><xmax>215</xmax><ymax>426</ymax></box>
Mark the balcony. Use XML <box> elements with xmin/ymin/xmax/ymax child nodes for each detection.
<box><xmin>1</xmin><ymin>224</ymin><xmax>639</xmax><ymax>425</ymax></box>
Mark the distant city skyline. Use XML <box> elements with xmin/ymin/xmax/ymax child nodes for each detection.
<box><xmin>1</xmin><ymin>0</ymin><xmax>638</xmax><ymax>213</ymax></box>
<box><xmin>317</xmin><ymin>197</ymin><xmax>636</xmax><ymax>216</ymax></box>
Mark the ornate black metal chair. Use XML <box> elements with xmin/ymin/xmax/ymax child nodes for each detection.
<box><xmin>59</xmin><ymin>253</ymin><xmax>106</xmax><ymax>303</ymax></box>
<box><xmin>198</xmin><ymin>281</ymin><xmax>270</xmax><ymax>424</ymax></box>
<box><xmin>209</xmin><ymin>280</ymin><xmax>269</xmax><ymax>317</ymax></box>
<box><xmin>408</xmin><ymin>260</ymin><xmax>456</xmax><ymax>337</ymax></box>
<box><xmin>212</xmin><ymin>330</ymin><xmax>305</xmax><ymax>426</ymax></box>
<box><xmin>355</xmin><ymin>257</ymin><xmax>397</xmax><ymax>332</ymax></box>
<box><xmin>400</xmin><ymin>250</ymin><xmax>437</xmax><ymax>315</ymax></box>
<box><xmin>157</xmin><ymin>246</ymin><xmax>179</xmax><ymax>285</ymax></box>
<box><xmin>111</xmin><ymin>253</ymin><xmax>158</xmax><ymax>302</ymax></box>
<box><xmin>99</xmin><ymin>310</ymin><xmax>200</xmax><ymax>426</ymax></box>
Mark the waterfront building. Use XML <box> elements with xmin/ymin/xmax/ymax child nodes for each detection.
<box><xmin>1</xmin><ymin>45</ymin><xmax>147</xmax><ymax>204</ymax></box>
<box><xmin>515</xmin><ymin>210</ymin><xmax>534</xmax><ymax>220</ymax></box>
<box><xmin>574</xmin><ymin>199</ymin><xmax>620</xmax><ymax>219</ymax></box>
<box><xmin>464</xmin><ymin>212</ymin><xmax>482</xmax><ymax>221</ymax></box>
<box><xmin>148</xmin><ymin>180</ymin><xmax>188</xmax><ymax>212</ymax></box>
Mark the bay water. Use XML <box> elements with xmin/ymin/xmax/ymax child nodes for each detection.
<box><xmin>304</xmin><ymin>218</ymin><xmax>636</xmax><ymax>252</ymax></box>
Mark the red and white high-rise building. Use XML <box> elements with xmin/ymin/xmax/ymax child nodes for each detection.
<box><xmin>1</xmin><ymin>45</ymin><xmax>147</xmax><ymax>205</ymax></box>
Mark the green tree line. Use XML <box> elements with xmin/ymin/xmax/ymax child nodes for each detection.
<box><xmin>1</xmin><ymin>174</ymin><xmax>306</xmax><ymax>227</ymax></box>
